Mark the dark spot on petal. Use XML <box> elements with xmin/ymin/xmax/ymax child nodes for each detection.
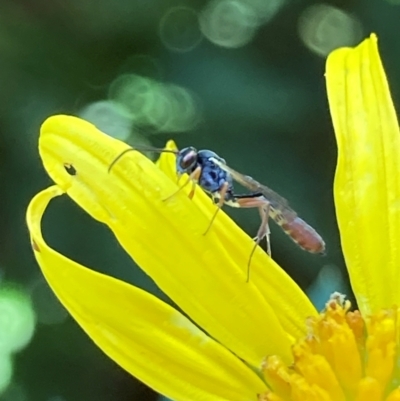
<box><xmin>31</xmin><ymin>239</ymin><xmax>40</xmax><ymax>252</ymax></box>
<box><xmin>64</xmin><ymin>163</ymin><xmax>76</xmax><ymax>176</ymax></box>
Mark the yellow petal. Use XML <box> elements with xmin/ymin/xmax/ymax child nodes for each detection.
<box><xmin>26</xmin><ymin>186</ymin><xmax>267</xmax><ymax>401</ymax></box>
<box><xmin>155</xmin><ymin>139</ymin><xmax>178</xmax><ymax>177</ymax></box>
<box><xmin>326</xmin><ymin>34</ymin><xmax>400</xmax><ymax>314</ymax></box>
<box><xmin>355</xmin><ymin>377</ymin><xmax>383</xmax><ymax>401</ymax></box>
<box><xmin>157</xmin><ymin>139</ymin><xmax>317</xmax><ymax>341</ymax></box>
<box><xmin>39</xmin><ymin>114</ymin><xmax>309</xmax><ymax>366</ymax></box>
<box><xmin>386</xmin><ymin>388</ymin><xmax>400</xmax><ymax>401</ymax></box>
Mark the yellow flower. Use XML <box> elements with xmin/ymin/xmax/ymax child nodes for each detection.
<box><xmin>26</xmin><ymin>33</ymin><xmax>400</xmax><ymax>401</ymax></box>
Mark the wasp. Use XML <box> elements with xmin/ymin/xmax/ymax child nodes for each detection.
<box><xmin>109</xmin><ymin>146</ymin><xmax>325</xmax><ymax>281</ymax></box>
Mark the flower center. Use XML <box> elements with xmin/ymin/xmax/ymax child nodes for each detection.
<box><xmin>259</xmin><ymin>293</ymin><xmax>400</xmax><ymax>401</ymax></box>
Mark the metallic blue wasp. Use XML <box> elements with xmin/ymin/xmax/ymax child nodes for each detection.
<box><xmin>109</xmin><ymin>145</ymin><xmax>325</xmax><ymax>281</ymax></box>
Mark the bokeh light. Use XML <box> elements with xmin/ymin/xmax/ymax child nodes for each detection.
<box><xmin>298</xmin><ymin>4</ymin><xmax>363</xmax><ymax>57</ymax></box>
<box><xmin>199</xmin><ymin>0</ymin><xmax>285</xmax><ymax>48</ymax></box>
<box><xmin>0</xmin><ymin>286</ymin><xmax>36</xmax><ymax>354</ymax></box>
<box><xmin>242</xmin><ymin>0</ymin><xmax>286</xmax><ymax>25</ymax></box>
<box><xmin>30</xmin><ymin>279</ymin><xmax>69</xmax><ymax>326</ymax></box>
<box><xmin>159</xmin><ymin>7</ymin><xmax>203</xmax><ymax>52</ymax></box>
<box><xmin>109</xmin><ymin>74</ymin><xmax>201</xmax><ymax>133</ymax></box>
<box><xmin>0</xmin><ymin>354</ymin><xmax>13</xmax><ymax>395</ymax></box>
<box><xmin>0</xmin><ymin>382</ymin><xmax>28</xmax><ymax>401</ymax></box>
<box><xmin>307</xmin><ymin>264</ymin><xmax>347</xmax><ymax>310</ymax></box>
<box><xmin>79</xmin><ymin>100</ymin><xmax>134</xmax><ymax>141</ymax></box>
<box><xmin>108</xmin><ymin>74</ymin><xmax>155</xmax><ymax>121</ymax></box>
<box><xmin>199</xmin><ymin>0</ymin><xmax>258</xmax><ymax>48</ymax></box>
<box><xmin>152</xmin><ymin>83</ymin><xmax>200</xmax><ymax>132</ymax></box>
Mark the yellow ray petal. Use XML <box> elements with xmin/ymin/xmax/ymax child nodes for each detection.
<box><xmin>155</xmin><ymin>139</ymin><xmax>178</xmax><ymax>176</ymax></box>
<box><xmin>157</xmin><ymin>142</ymin><xmax>317</xmax><ymax>341</ymax></box>
<box><xmin>27</xmin><ymin>186</ymin><xmax>267</xmax><ymax>401</ymax></box>
<box><xmin>326</xmin><ymin>34</ymin><xmax>400</xmax><ymax>314</ymax></box>
<box><xmin>37</xmin><ymin>114</ymin><xmax>316</xmax><ymax>366</ymax></box>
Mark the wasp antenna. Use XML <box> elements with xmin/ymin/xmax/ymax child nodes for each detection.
<box><xmin>108</xmin><ymin>146</ymin><xmax>178</xmax><ymax>173</ymax></box>
<box><xmin>108</xmin><ymin>148</ymin><xmax>135</xmax><ymax>173</ymax></box>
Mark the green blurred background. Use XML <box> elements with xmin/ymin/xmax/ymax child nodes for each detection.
<box><xmin>1</xmin><ymin>0</ymin><xmax>399</xmax><ymax>400</ymax></box>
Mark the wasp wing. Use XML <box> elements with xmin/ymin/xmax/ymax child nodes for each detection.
<box><xmin>210</xmin><ymin>157</ymin><xmax>297</xmax><ymax>218</ymax></box>
<box><xmin>210</xmin><ymin>157</ymin><xmax>326</xmax><ymax>253</ymax></box>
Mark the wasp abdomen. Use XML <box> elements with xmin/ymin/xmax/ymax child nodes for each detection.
<box><xmin>270</xmin><ymin>207</ymin><xmax>325</xmax><ymax>254</ymax></box>
<box><xmin>280</xmin><ymin>217</ymin><xmax>325</xmax><ymax>254</ymax></box>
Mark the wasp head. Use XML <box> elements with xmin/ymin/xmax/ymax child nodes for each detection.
<box><xmin>176</xmin><ymin>147</ymin><xmax>198</xmax><ymax>175</ymax></box>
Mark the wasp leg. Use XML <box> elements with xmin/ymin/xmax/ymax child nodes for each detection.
<box><xmin>203</xmin><ymin>181</ymin><xmax>229</xmax><ymax>235</ymax></box>
<box><xmin>251</xmin><ymin>206</ymin><xmax>271</xmax><ymax>256</ymax></box>
<box><xmin>253</xmin><ymin>206</ymin><xmax>271</xmax><ymax>256</ymax></box>
<box><xmin>175</xmin><ymin>172</ymin><xmax>182</xmax><ymax>186</ymax></box>
<box><xmin>235</xmin><ymin>196</ymin><xmax>271</xmax><ymax>282</ymax></box>
<box><xmin>188</xmin><ymin>166</ymin><xmax>202</xmax><ymax>199</ymax></box>
<box><xmin>246</xmin><ymin>202</ymin><xmax>271</xmax><ymax>282</ymax></box>
<box><xmin>162</xmin><ymin>166</ymin><xmax>201</xmax><ymax>202</ymax></box>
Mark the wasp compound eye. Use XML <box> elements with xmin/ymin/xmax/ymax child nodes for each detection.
<box><xmin>63</xmin><ymin>163</ymin><xmax>77</xmax><ymax>176</ymax></box>
<box><xmin>177</xmin><ymin>147</ymin><xmax>198</xmax><ymax>172</ymax></box>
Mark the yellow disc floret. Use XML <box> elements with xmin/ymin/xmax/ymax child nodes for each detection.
<box><xmin>260</xmin><ymin>293</ymin><xmax>400</xmax><ymax>401</ymax></box>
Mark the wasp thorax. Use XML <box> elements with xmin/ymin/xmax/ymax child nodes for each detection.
<box><xmin>176</xmin><ymin>147</ymin><xmax>198</xmax><ymax>174</ymax></box>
